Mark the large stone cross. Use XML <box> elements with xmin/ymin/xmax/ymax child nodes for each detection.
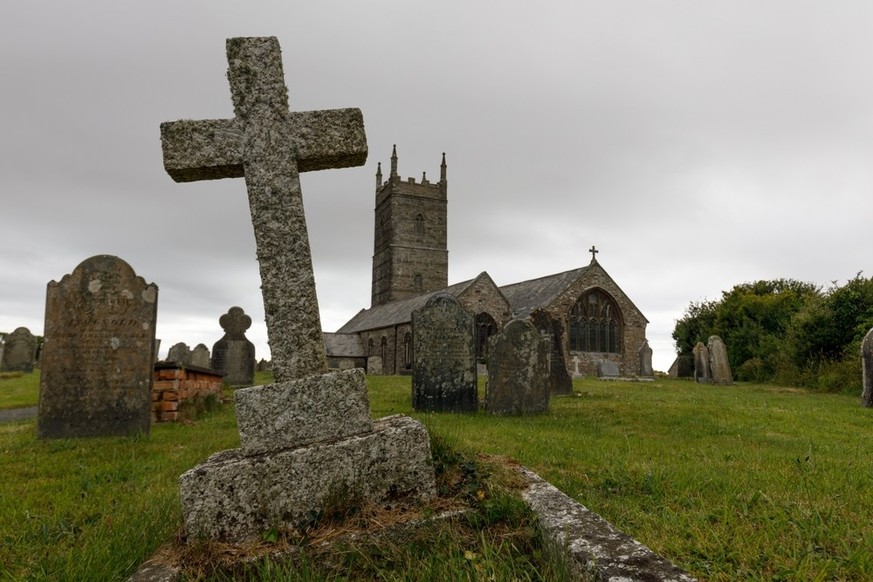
<box><xmin>160</xmin><ymin>37</ymin><xmax>367</xmax><ymax>382</ymax></box>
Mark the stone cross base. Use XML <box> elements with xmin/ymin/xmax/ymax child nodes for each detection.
<box><xmin>178</xmin><ymin>369</ymin><xmax>435</xmax><ymax>542</ymax></box>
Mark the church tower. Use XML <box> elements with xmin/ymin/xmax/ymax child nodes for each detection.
<box><xmin>371</xmin><ymin>145</ymin><xmax>448</xmax><ymax>307</ymax></box>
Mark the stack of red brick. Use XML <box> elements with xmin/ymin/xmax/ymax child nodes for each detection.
<box><xmin>152</xmin><ymin>363</ymin><xmax>224</xmax><ymax>422</ymax></box>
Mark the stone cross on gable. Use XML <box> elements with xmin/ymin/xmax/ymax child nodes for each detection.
<box><xmin>589</xmin><ymin>245</ymin><xmax>599</xmax><ymax>261</ymax></box>
<box><xmin>160</xmin><ymin>37</ymin><xmax>367</xmax><ymax>382</ymax></box>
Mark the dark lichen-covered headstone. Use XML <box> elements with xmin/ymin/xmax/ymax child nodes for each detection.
<box><xmin>0</xmin><ymin>327</ymin><xmax>37</xmax><ymax>373</ymax></box>
<box><xmin>639</xmin><ymin>339</ymin><xmax>654</xmax><ymax>377</ymax></box>
<box><xmin>38</xmin><ymin>255</ymin><xmax>157</xmax><ymax>438</ymax></box>
<box><xmin>693</xmin><ymin>341</ymin><xmax>711</xmax><ymax>384</ymax></box>
<box><xmin>486</xmin><ymin>319</ymin><xmax>550</xmax><ymax>415</ymax></box>
<box><xmin>190</xmin><ymin>343</ymin><xmax>210</xmax><ymax>368</ymax></box>
<box><xmin>211</xmin><ymin>306</ymin><xmax>255</xmax><ymax>385</ymax></box>
<box><xmin>166</xmin><ymin>342</ymin><xmax>191</xmax><ymax>366</ymax></box>
<box><xmin>708</xmin><ymin>335</ymin><xmax>732</xmax><ymax>385</ymax></box>
<box><xmin>530</xmin><ymin>309</ymin><xmax>572</xmax><ymax>395</ymax></box>
<box><xmin>412</xmin><ymin>293</ymin><xmax>477</xmax><ymax>412</ymax></box>
<box><xmin>861</xmin><ymin>328</ymin><xmax>873</xmax><ymax>407</ymax></box>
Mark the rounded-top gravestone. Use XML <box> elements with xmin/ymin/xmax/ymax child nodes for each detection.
<box><xmin>0</xmin><ymin>327</ymin><xmax>37</xmax><ymax>373</ymax></box>
<box><xmin>38</xmin><ymin>255</ymin><xmax>158</xmax><ymax>439</ymax></box>
<box><xmin>412</xmin><ymin>293</ymin><xmax>477</xmax><ymax>412</ymax></box>
<box><xmin>486</xmin><ymin>318</ymin><xmax>550</xmax><ymax>415</ymax></box>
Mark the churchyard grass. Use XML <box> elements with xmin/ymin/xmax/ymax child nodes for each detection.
<box><xmin>1</xmin><ymin>372</ymin><xmax>872</xmax><ymax>579</ymax></box>
<box><xmin>0</xmin><ymin>370</ymin><xmax>39</xmax><ymax>409</ymax></box>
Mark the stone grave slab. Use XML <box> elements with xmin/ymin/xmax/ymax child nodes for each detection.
<box><xmin>530</xmin><ymin>309</ymin><xmax>572</xmax><ymax>395</ymax></box>
<box><xmin>639</xmin><ymin>339</ymin><xmax>654</xmax><ymax>377</ymax></box>
<box><xmin>861</xmin><ymin>328</ymin><xmax>873</xmax><ymax>407</ymax></box>
<box><xmin>707</xmin><ymin>335</ymin><xmax>732</xmax><ymax>385</ymax></box>
<box><xmin>190</xmin><ymin>343</ymin><xmax>210</xmax><ymax>368</ymax></box>
<box><xmin>693</xmin><ymin>342</ymin><xmax>711</xmax><ymax>383</ymax></box>
<box><xmin>38</xmin><ymin>255</ymin><xmax>157</xmax><ymax>438</ymax></box>
<box><xmin>412</xmin><ymin>293</ymin><xmax>477</xmax><ymax>412</ymax></box>
<box><xmin>166</xmin><ymin>342</ymin><xmax>191</xmax><ymax>365</ymax></box>
<box><xmin>486</xmin><ymin>319</ymin><xmax>550</xmax><ymax>415</ymax></box>
<box><xmin>597</xmin><ymin>360</ymin><xmax>620</xmax><ymax>378</ymax></box>
<box><xmin>0</xmin><ymin>327</ymin><xmax>36</xmax><ymax>373</ymax></box>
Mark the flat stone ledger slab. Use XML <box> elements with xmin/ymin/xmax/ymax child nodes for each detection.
<box><xmin>596</xmin><ymin>360</ymin><xmax>620</xmax><ymax>378</ymax></box>
<box><xmin>235</xmin><ymin>368</ymin><xmax>373</xmax><ymax>456</ymax></box>
<box><xmin>412</xmin><ymin>293</ymin><xmax>477</xmax><ymax>412</ymax></box>
<box><xmin>38</xmin><ymin>255</ymin><xmax>158</xmax><ymax>438</ymax></box>
<box><xmin>179</xmin><ymin>415</ymin><xmax>436</xmax><ymax>542</ymax></box>
<box><xmin>486</xmin><ymin>319</ymin><xmax>551</xmax><ymax>415</ymax></box>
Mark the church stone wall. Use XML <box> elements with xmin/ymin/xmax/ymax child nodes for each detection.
<box><xmin>545</xmin><ymin>263</ymin><xmax>648</xmax><ymax>377</ymax></box>
<box><xmin>457</xmin><ymin>275</ymin><xmax>513</xmax><ymax>329</ymax></box>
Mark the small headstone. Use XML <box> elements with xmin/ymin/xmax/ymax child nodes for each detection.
<box><xmin>38</xmin><ymin>255</ymin><xmax>157</xmax><ymax>438</ymax></box>
<box><xmin>530</xmin><ymin>309</ymin><xmax>572</xmax><ymax>395</ymax></box>
<box><xmin>707</xmin><ymin>335</ymin><xmax>732</xmax><ymax>385</ymax></box>
<box><xmin>861</xmin><ymin>328</ymin><xmax>873</xmax><ymax>407</ymax></box>
<box><xmin>0</xmin><ymin>327</ymin><xmax>37</xmax><ymax>373</ymax></box>
<box><xmin>486</xmin><ymin>319</ymin><xmax>550</xmax><ymax>415</ymax></box>
<box><xmin>211</xmin><ymin>307</ymin><xmax>256</xmax><ymax>385</ymax></box>
<box><xmin>693</xmin><ymin>342</ymin><xmax>711</xmax><ymax>383</ymax></box>
<box><xmin>597</xmin><ymin>360</ymin><xmax>621</xmax><ymax>378</ymax></box>
<box><xmin>167</xmin><ymin>342</ymin><xmax>191</xmax><ymax>366</ymax></box>
<box><xmin>668</xmin><ymin>355</ymin><xmax>694</xmax><ymax>378</ymax></box>
<box><xmin>639</xmin><ymin>339</ymin><xmax>654</xmax><ymax>377</ymax></box>
<box><xmin>191</xmin><ymin>344</ymin><xmax>210</xmax><ymax>368</ymax></box>
<box><xmin>412</xmin><ymin>293</ymin><xmax>477</xmax><ymax>412</ymax></box>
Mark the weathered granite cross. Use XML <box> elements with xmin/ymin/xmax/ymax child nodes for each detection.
<box><xmin>160</xmin><ymin>37</ymin><xmax>367</xmax><ymax>382</ymax></box>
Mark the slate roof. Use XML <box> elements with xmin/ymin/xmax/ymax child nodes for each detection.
<box><xmin>322</xmin><ymin>332</ymin><xmax>365</xmax><ymax>357</ymax></box>
<box><xmin>498</xmin><ymin>266</ymin><xmax>590</xmax><ymax>318</ymax></box>
<box><xmin>335</xmin><ymin>278</ymin><xmax>478</xmax><ymax>334</ymax></box>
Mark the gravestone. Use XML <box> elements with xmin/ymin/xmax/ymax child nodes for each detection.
<box><xmin>211</xmin><ymin>307</ymin><xmax>256</xmax><ymax>385</ymax></box>
<box><xmin>166</xmin><ymin>342</ymin><xmax>191</xmax><ymax>366</ymax></box>
<box><xmin>861</xmin><ymin>328</ymin><xmax>873</xmax><ymax>407</ymax></box>
<box><xmin>0</xmin><ymin>341</ymin><xmax>4</xmax><ymax>370</ymax></box>
<box><xmin>163</xmin><ymin>36</ymin><xmax>435</xmax><ymax>542</ymax></box>
<box><xmin>412</xmin><ymin>293</ymin><xmax>478</xmax><ymax>412</ymax></box>
<box><xmin>597</xmin><ymin>360</ymin><xmax>620</xmax><ymax>378</ymax></box>
<box><xmin>0</xmin><ymin>327</ymin><xmax>37</xmax><ymax>373</ymax></box>
<box><xmin>668</xmin><ymin>355</ymin><xmax>694</xmax><ymax>378</ymax></box>
<box><xmin>38</xmin><ymin>255</ymin><xmax>158</xmax><ymax>438</ymax></box>
<box><xmin>639</xmin><ymin>339</ymin><xmax>654</xmax><ymax>377</ymax></box>
<box><xmin>530</xmin><ymin>309</ymin><xmax>572</xmax><ymax>395</ymax></box>
<box><xmin>191</xmin><ymin>343</ymin><xmax>210</xmax><ymax>368</ymax></box>
<box><xmin>154</xmin><ymin>339</ymin><xmax>162</xmax><ymax>362</ymax></box>
<box><xmin>486</xmin><ymin>319</ymin><xmax>550</xmax><ymax>415</ymax></box>
<box><xmin>707</xmin><ymin>335</ymin><xmax>732</xmax><ymax>385</ymax></box>
<box><xmin>693</xmin><ymin>342</ymin><xmax>711</xmax><ymax>383</ymax></box>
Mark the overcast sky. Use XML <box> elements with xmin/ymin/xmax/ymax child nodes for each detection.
<box><xmin>1</xmin><ymin>1</ymin><xmax>871</xmax><ymax>372</ymax></box>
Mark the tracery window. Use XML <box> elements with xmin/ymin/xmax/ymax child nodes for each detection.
<box><xmin>414</xmin><ymin>214</ymin><xmax>425</xmax><ymax>235</ymax></box>
<box><xmin>568</xmin><ymin>289</ymin><xmax>622</xmax><ymax>353</ymax></box>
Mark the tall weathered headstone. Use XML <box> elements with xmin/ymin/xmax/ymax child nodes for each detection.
<box><xmin>486</xmin><ymin>319</ymin><xmax>550</xmax><ymax>415</ymax></box>
<box><xmin>861</xmin><ymin>328</ymin><xmax>873</xmax><ymax>407</ymax></box>
<box><xmin>639</xmin><ymin>339</ymin><xmax>654</xmax><ymax>377</ymax></box>
<box><xmin>0</xmin><ymin>327</ymin><xmax>37</xmax><ymax>373</ymax></box>
<box><xmin>163</xmin><ymin>36</ymin><xmax>435</xmax><ymax>542</ymax></box>
<box><xmin>530</xmin><ymin>309</ymin><xmax>572</xmax><ymax>395</ymax></box>
<box><xmin>211</xmin><ymin>307</ymin><xmax>255</xmax><ymax>385</ymax></box>
<box><xmin>191</xmin><ymin>343</ymin><xmax>211</xmax><ymax>369</ymax></box>
<box><xmin>693</xmin><ymin>342</ymin><xmax>711</xmax><ymax>384</ymax></box>
<box><xmin>707</xmin><ymin>335</ymin><xmax>732</xmax><ymax>385</ymax></box>
<box><xmin>412</xmin><ymin>293</ymin><xmax>478</xmax><ymax>412</ymax></box>
<box><xmin>166</xmin><ymin>342</ymin><xmax>192</xmax><ymax>366</ymax></box>
<box><xmin>38</xmin><ymin>255</ymin><xmax>157</xmax><ymax>438</ymax></box>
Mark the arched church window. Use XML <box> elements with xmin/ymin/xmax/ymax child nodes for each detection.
<box><xmin>380</xmin><ymin>336</ymin><xmax>388</xmax><ymax>367</ymax></box>
<box><xmin>475</xmin><ymin>312</ymin><xmax>498</xmax><ymax>363</ymax></box>
<box><xmin>415</xmin><ymin>214</ymin><xmax>425</xmax><ymax>235</ymax></box>
<box><xmin>568</xmin><ymin>289</ymin><xmax>622</xmax><ymax>354</ymax></box>
<box><xmin>413</xmin><ymin>273</ymin><xmax>423</xmax><ymax>291</ymax></box>
<box><xmin>403</xmin><ymin>332</ymin><xmax>412</xmax><ymax>369</ymax></box>
<box><xmin>367</xmin><ymin>338</ymin><xmax>375</xmax><ymax>356</ymax></box>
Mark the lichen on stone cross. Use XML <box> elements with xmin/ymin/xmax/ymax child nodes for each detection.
<box><xmin>159</xmin><ymin>37</ymin><xmax>367</xmax><ymax>382</ymax></box>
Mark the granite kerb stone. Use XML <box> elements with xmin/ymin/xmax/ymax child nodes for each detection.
<box><xmin>519</xmin><ymin>467</ymin><xmax>697</xmax><ymax>581</ymax></box>
<box><xmin>235</xmin><ymin>368</ymin><xmax>373</xmax><ymax>456</ymax></box>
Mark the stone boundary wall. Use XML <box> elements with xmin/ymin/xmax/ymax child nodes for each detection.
<box><xmin>152</xmin><ymin>364</ymin><xmax>224</xmax><ymax>422</ymax></box>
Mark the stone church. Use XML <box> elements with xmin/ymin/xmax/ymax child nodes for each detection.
<box><xmin>324</xmin><ymin>146</ymin><xmax>651</xmax><ymax>378</ymax></box>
